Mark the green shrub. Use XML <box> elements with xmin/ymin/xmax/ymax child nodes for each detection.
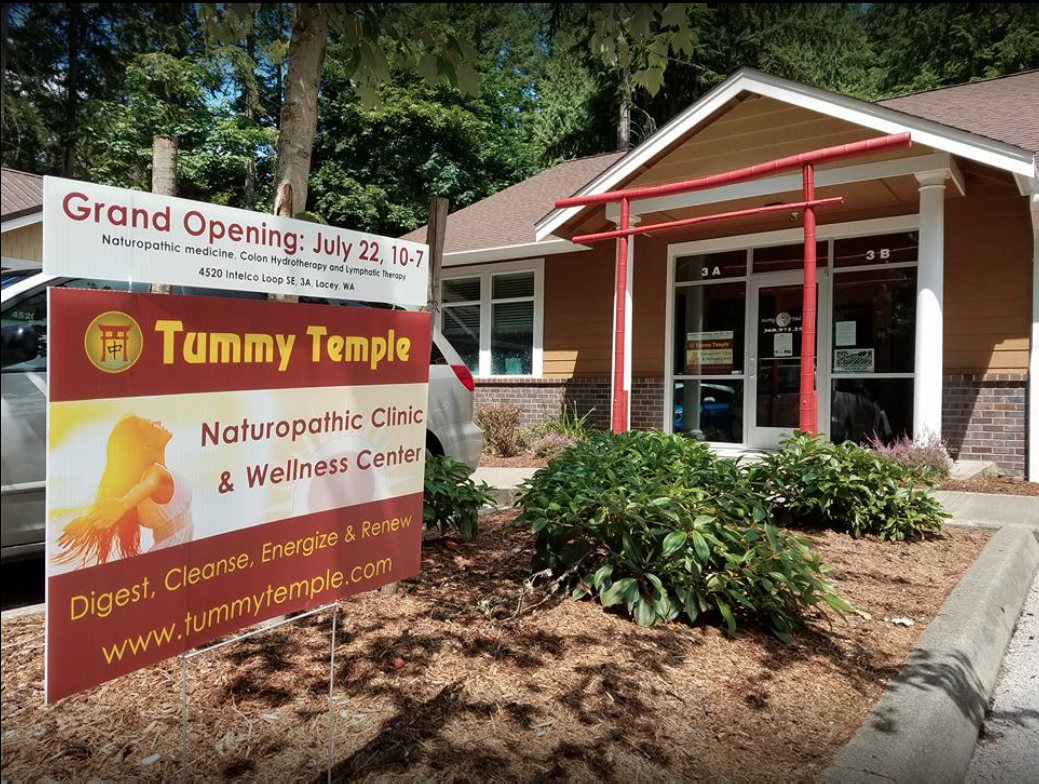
<box><xmin>517</xmin><ymin>431</ymin><xmax>851</xmax><ymax>640</ymax></box>
<box><xmin>424</xmin><ymin>455</ymin><xmax>493</xmax><ymax>541</ymax></box>
<box><xmin>529</xmin><ymin>402</ymin><xmax>597</xmax><ymax>441</ymax></box>
<box><xmin>531</xmin><ymin>432</ymin><xmax>575</xmax><ymax>459</ymax></box>
<box><xmin>868</xmin><ymin>432</ymin><xmax>951</xmax><ymax>484</ymax></box>
<box><xmin>750</xmin><ymin>432</ymin><xmax>947</xmax><ymax>541</ymax></box>
<box><xmin>476</xmin><ymin>403</ymin><xmax>526</xmax><ymax>457</ymax></box>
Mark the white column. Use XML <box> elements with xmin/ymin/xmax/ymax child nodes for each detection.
<box><xmin>1028</xmin><ymin>189</ymin><xmax>1038</xmax><ymax>480</ymax></box>
<box><xmin>914</xmin><ymin>171</ymin><xmax>948</xmax><ymax>441</ymax></box>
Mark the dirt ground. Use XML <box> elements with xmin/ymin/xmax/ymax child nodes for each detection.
<box><xmin>1</xmin><ymin>514</ymin><xmax>988</xmax><ymax>782</ymax></box>
<box><xmin>941</xmin><ymin>475</ymin><xmax>1039</xmax><ymax>497</ymax></box>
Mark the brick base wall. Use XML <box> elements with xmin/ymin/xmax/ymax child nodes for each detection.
<box><xmin>942</xmin><ymin>372</ymin><xmax>1027</xmax><ymax>476</ymax></box>
<box><xmin>476</xmin><ymin>373</ymin><xmax>1030</xmax><ymax>476</ymax></box>
<box><xmin>474</xmin><ymin>377</ymin><xmax>665</xmax><ymax>431</ymax></box>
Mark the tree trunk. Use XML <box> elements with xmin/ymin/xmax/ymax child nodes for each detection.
<box><xmin>62</xmin><ymin>2</ymin><xmax>82</xmax><ymax>177</ymax></box>
<box><xmin>272</xmin><ymin>2</ymin><xmax>329</xmax><ymax>218</ymax></box>
<box><xmin>270</xmin><ymin>2</ymin><xmax>329</xmax><ymax>305</ymax></box>
<box><xmin>150</xmin><ymin>134</ymin><xmax>178</xmax><ymax>295</ymax></box>
<box><xmin>423</xmin><ymin>197</ymin><xmax>449</xmax><ymax>315</ymax></box>
<box><xmin>617</xmin><ymin>66</ymin><xmax>632</xmax><ymax>151</ymax></box>
<box><xmin>243</xmin><ymin>27</ymin><xmax>258</xmax><ymax>207</ymax></box>
<box><xmin>2</xmin><ymin>4</ymin><xmax>9</xmax><ymax>107</ymax></box>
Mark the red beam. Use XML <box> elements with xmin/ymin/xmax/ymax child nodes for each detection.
<box><xmin>555</xmin><ymin>133</ymin><xmax>910</xmax><ymax>209</ymax></box>
<box><xmin>799</xmin><ymin>164</ymin><xmax>819</xmax><ymax>435</ymax></box>
<box><xmin>573</xmin><ymin>197</ymin><xmax>844</xmax><ymax>244</ymax></box>
<box><xmin>612</xmin><ymin>197</ymin><xmax>630</xmax><ymax>432</ymax></box>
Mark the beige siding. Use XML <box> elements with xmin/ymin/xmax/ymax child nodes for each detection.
<box><xmin>943</xmin><ymin>175</ymin><xmax>1032</xmax><ymax>371</ymax></box>
<box><xmin>627</xmin><ymin>95</ymin><xmax>932</xmax><ymax>189</ymax></box>
<box><xmin>1</xmin><ymin>222</ymin><xmax>43</xmax><ymax>263</ymax></box>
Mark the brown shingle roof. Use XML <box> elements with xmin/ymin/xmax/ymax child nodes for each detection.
<box><xmin>1</xmin><ymin>168</ymin><xmax>44</xmax><ymax>221</ymax></box>
<box><xmin>401</xmin><ymin>152</ymin><xmax>624</xmax><ymax>252</ymax></box>
<box><xmin>878</xmin><ymin>70</ymin><xmax>1039</xmax><ymax>156</ymax></box>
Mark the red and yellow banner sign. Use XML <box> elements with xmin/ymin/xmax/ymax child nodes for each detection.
<box><xmin>45</xmin><ymin>289</ymin><xmax>430</xmax><ymax>702</ymax></box>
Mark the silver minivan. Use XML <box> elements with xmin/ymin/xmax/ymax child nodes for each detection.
<box><xmin>0</xmin><ymin>273</ymin><xmax>483</xmax><ymax>561</ymax></box>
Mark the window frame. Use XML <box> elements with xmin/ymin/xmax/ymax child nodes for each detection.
<box><xmin>437</xmin><ymin>258</ymin><xmax>544</xmax><ymax>379</ymax></box>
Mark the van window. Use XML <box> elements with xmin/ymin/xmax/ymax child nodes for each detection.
<box><xmin>1</xmin><ymin>279</ymin><xmax>145</xmax><ymax>372</ymax></box>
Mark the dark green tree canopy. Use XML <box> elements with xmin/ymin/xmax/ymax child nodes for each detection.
<box><xmin>3</xmin><ymin>3</ymin><xmax>1035</xmax><ymax>225</ymax></box>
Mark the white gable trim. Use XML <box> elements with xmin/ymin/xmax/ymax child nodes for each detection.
<box><xmin>443</xmin><ymin>238</ymin><xmax>588</xmax><ymax>267</ymax></box>
<box><xmin>1</xmin><ymin>211</ymin><xmax>42</xmax><ymax>233</ymax></box>
<box><xmin>535</xmin><ymin>68</ymin><xmax>1036</xmax><ymax>242</ymax></box>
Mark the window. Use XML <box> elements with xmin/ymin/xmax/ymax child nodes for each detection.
<box><xmin>829</xmin><ymin>239</ymin><xmax>918</xmax><ymax>443</ymax></box>
<box><xmin>439</xmin><ymin>262</ymin><xmax>543</xmax><ymax>377</ymax></box>
<box><xmin>671</xmin><ymin>252</ymin><xmax>747</xmax><ymax>444</ymax></box>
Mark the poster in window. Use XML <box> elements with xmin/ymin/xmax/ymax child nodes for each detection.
<box><xmin>833</xmin><ymin>348</ymin><xmax>875</xmax><ymax>374</ymax></box>
<box><xmin>835</xmin><ymin>320</ymin><xmax>857</xmax><ymax>347</ymax></box>
<box><xmin>774</xmin><ymin>332</ymin><xmax>793</xmax><ymax>358</ymax></box>
<box><xmin>685</xmin><ymin>330</ymin><xmax>734</xmax><ymax>374</ymax></box>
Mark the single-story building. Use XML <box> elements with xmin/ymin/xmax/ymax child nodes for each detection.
<box><xmin>1</xmin><ymin>168</ymin><xmax>44</xmax><ymax>271</ymax></box>
<box><xmin>403</xmin><ymin>68</ymin><xmax>1039</xmax><ymax>478</ymax></box>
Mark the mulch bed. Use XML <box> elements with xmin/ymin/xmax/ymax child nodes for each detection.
<box><xmin>940</xmin><ymin>476</ymin><xmax>1039</xmax><ymax>497</ymax></box>
<box><xmin>2</xmin><ymin>514</ymin><xmax>988</xmax><ymax>782</ymax></box>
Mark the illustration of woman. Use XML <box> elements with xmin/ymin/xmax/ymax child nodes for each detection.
<box><xmin>55</xmin><ymin>415</ymin><xmax>192</xmax><ymax>566</ymax></box>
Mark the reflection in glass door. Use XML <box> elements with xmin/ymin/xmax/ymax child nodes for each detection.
<box><xmin>748</xmin><ymin>272</ymin><xmax>825</xmax><ymax>448</ymax></box>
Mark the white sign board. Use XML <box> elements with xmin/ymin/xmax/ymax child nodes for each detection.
<box><xmin>774</xmin><ymin>332</ymin><xmax>793</xmax><ymax>358</ymax></box>
<box><xmin>43</xmin><ymin>177</ymin><xmax>430</xmax><ymax>307</ymax></box>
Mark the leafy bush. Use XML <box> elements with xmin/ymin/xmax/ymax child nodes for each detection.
<box><xmin>531</xmin><ymin>432</ymin><xmax>575</xmax><ymax>459</ymax></box>
<box><xmin>517</xmin><ymin>431</ymin><xmax>851</xmax><ymax>640</ymax></box>
<box><xmin>529</xmin><ymin>402</ymin><xmax>596</xmax><ymax>441</ymax></box>
<box><xmin>477</xmin><ymin>403</ymin><xmax>526</xmax><ymax>457</ymax></box>
<box><xmin>424</xmin><ymin>455</ymin><xmax>493</xmax><ymax>541</ymax></box>
<box><xmin>750</xmin><ymin>432</ymin><xmax>947</xmax><ymax>541</ymax></box>
<box><xmin>868</xmin><ymin>432</ymin><xmax>951</xmax><ymax>484</ymax></box>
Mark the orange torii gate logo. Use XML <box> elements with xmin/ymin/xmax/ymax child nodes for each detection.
<box><xmin>83</xmin><ymin>310</ymin><xmax>143</xmax><ymax>373</ymax></box>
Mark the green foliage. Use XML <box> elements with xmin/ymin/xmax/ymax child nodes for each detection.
<box><xmin>750</xmin><ymin>432</ymin><xmax>948</xmax><ymax>542</ymax></box>
<box><xmin>477</xmin><ymin>403</ymin><xmax>527</xmax><ymax>458</ymax></box>
<box><xmin>85</xmin><ymin>52</ymin><xmax>277</xmax><ymax>208</ymax></box>
<box><xmin>869</xmin><ymin>433</ymin><xmax>952</xmax><ymax>485</ymax></box>
<box><xmin>309</xmin><ymin>4</ymin><xmax>542</xmax><ymax>235</ymax></box>
<box><xmin>528</xmin><ymin>403</ymin><xmax>597</xmax><ymax>442</ymax></box>
<box><xmin>517</xmin><ymin>431</ymin><xmax>851</xmax><ymax>640</ymax></box>
<box><xmin>423</xmin><ymin>455</ymin><xmax>492</xmax><ymax>542</ymax></box>
<box><xmin>864</xmin><ymin>3</ymin><xmax>1039</xmax><ymax>96</ymax></box>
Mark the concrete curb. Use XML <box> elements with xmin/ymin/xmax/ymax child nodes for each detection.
<box><xmin>819</xmin><ymin>525</ymin><xmax>1039</xmax><ymax>783</ymax></box>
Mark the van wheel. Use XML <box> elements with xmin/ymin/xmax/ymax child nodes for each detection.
<box><xmin>426</xmin><ymin>432</ymin><xmax>444</xmax><ymax>460</ymax></box>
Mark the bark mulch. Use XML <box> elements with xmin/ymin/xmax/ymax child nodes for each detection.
<box><xmin>940</xmin><ymin>476</ymin><xmax>1039</xmax><ymax>497</ymax></box>
<box><xmin>1</xmin><ymin>514</ymin><xmax>988</xmax><ymax>782</ymax></box>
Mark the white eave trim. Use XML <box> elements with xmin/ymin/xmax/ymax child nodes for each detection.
<box><xmin>443</xmin><ymin>238</ymin><xmax>588</xmax><ymax>267</ymax></box>
<box><xmin>1</xmin><ymin>211</ymin><xmax>43</xmax><ymax>233</ymax></box>
<box><xmin>535</xmin><ymin>68</ymin><xmax>1036</xmax><ymax>242</ymax></box>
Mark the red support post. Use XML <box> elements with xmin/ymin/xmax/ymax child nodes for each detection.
<box><xmin>573</xmin><ymin>197</ymin><xmax>844</xmax><ymax>244</ymax></box>
<box><xmin>799</xmin><ymin>164</ymin><xmax>818</xmax><ymax>434</ymax></box>
<box><xmin>550</xmin><ymin>132</ymin><xmax>912</xmax><ymax>441</ymax></box>
<box><xmin>612</xmin><ymin>197</ymin><xmax>630</xmax><ymax>432</ymax></box>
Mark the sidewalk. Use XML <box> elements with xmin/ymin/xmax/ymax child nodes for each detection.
<box><xmin>933</xmin><ymin>491</ymin><xmax>1039</xmax><ymax>532</ymax></box>
<box><xmin>474</xmin><ymin>466</ymin><xmax>536</xmax><ymax>507</ymax></box>
<box><xmin>966</xmin><ymin>572</ymin><xmax>1039</xmax><ymax>782</ymax></box>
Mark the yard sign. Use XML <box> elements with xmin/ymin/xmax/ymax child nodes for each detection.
<box><xmin>43</xmin><ymin>178</ymin><xmax>433</xmax><ymax>702</ymax></box>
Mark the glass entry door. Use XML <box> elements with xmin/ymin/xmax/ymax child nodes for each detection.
<box><xmin>747</xmin><ymin>272</ymin><xmax>826</xmax><ymax>448</ymax></box>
